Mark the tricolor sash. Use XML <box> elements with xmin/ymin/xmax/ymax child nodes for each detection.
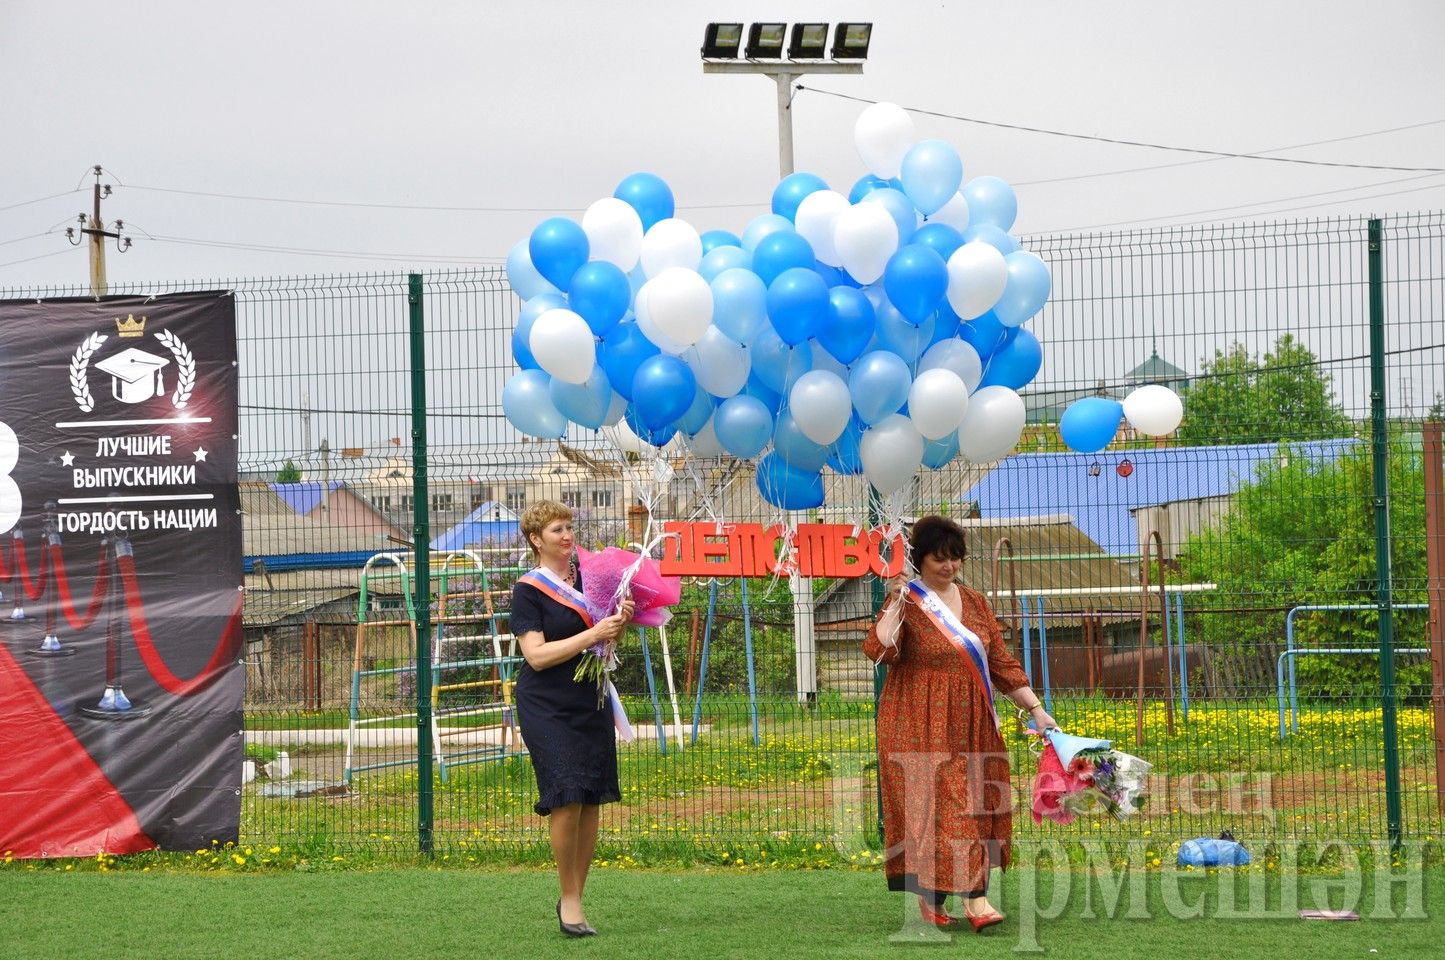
<box><xmin>907</xmin><ymin>580</ymin><xmax>999</xmax><ymax>730</ymax></box>
<box><xmin>518</xmin><ymin>567</ymin><xmax>635</xmax><ymax>742</ymax></box>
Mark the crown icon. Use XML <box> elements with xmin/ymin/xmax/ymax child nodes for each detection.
<box><xmin>115</xmin><ymin>314</ymin><xmax>147</xmax><ymax>338</ymax></box>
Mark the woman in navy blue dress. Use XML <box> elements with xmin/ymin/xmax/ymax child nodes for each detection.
<box><xmin>511</xmin><ymin>500</ymin><xmax>633</xmax><ymax>937</ymax></box>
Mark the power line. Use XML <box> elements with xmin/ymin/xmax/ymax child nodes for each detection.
<box><xmin>0</xmin><ymin>232</ymin><xmax>53</xmax><ymax>248</ymax></box>
<box><xmin>797</xmin><ymin>86</ymin><xmax>1445</xmax><ymax>174</ymax></box>
<box><xmin>146</xmin><ymin>232</ymin><xmax>505</xmax><ymax>265</ymax></box>
<box><xmin>121</xmin><ymin>183</ymin><xmax>762</xmax><ymax>214</ymax></box>
<box><xmin>0</xmin><ymin>247</ymin><xmax>75</xmax><ymax>269</ymax></box>
<box><xmin>0</xmin><ymin>189</ymin><xmax>84</xmax><ymax>214</ymax></box>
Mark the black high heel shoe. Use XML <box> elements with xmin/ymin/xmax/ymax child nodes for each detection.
<box><xmin>557</xmin><ymin>901</ymin><xmax>596</xmax><ymax>938</ymax></box>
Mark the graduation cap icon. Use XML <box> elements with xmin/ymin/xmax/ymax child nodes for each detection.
<box><xmin>94</xmin><ymin>347</ymin><xmax>170</xmax><ymax>405</ymax></box>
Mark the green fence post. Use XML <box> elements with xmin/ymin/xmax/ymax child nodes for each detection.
<box><xmin>1368</xmin><ymin>219</ymin><xmax>1402</xmax><ymax>850</ymax></box>
<box><xmin>409</xmin><ymin>272</ymin><xmax>434</xmax><ymax>855</ymax></box>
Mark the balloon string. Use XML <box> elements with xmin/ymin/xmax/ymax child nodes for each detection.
<box><xmin>116</xmin><ymin>552</ymin><xmax>243</xmax><ymax>696</ymax></box>
<box><xmin>13</xmin><ymin>539</ymin><xmax>48</xmax><ymax>601</ymax></box>
<box><xmin>48</xmin><ymin>541</ymin><xmax>112</xmax><ymax>630</ymax></box>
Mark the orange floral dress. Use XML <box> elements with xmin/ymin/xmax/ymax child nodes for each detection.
<box><xmin>864</xmin><ymin>583</ymin><xmax>1030</xmax><ymax>896</ymax></box>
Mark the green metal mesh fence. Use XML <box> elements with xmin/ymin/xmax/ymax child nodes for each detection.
<box><xmin>3</xmin><ymin>212</ymin><xmax>1441</xmax><ymax>859</ymax></box>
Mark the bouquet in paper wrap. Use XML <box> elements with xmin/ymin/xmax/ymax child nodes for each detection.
<box><xmin>571</xmin><ymin>545</ymin><xmax>681</xmax><ymax>691</ymax></box>
<box><xmin>1032</xmin><ymin>728</ymin><xmax>1151</xmax><ymax>825</ymax></box>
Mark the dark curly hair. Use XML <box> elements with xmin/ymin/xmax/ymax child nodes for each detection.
<box><xmin>910</xmin><ymin>514</ymin><xmax>967</xmax><ymax>570</ymax></box>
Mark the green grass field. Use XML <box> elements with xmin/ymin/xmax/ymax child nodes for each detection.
<box><xmin>2</xmin><ymin>864</ymin><xmax>1439</xmax><ymax>960</ymax></box>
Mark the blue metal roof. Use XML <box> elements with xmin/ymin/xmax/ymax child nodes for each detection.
<box><xmin>269</xmin><ymin>481</ymin><xmax>342</xmax><ymax>516</ymax></box>
<box><xmin>429</xmin><ymin>500</ymin><xmax>521</xmax><ymax>551</ymax></box>
<box><xmin>961</xmin><ymin>439</ymin><xmax>1360</xmax><ymax>556</ymax></box>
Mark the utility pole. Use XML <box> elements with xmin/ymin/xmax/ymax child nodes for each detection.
<box><xmin>66</xmin><ymin>166</ymin><xmax>130</xmax><ymax>297</ymax></box>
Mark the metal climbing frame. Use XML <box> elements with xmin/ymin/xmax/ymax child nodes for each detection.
<box><xmin>343</xmin><ymin>549</ymin><xmax>526</xmax><ymax>783</ymax></box>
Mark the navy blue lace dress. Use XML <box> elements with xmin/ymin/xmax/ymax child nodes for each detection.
<box><xmin>511</xmin><ymin>572</ymin><xmax>621</xmax><ymax>816</ymax></box>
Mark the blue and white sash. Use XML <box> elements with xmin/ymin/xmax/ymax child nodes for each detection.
<box><xmin>519</xmin><ymin>567</ymin><xmax>635</xmax><ymax>742</ymax></box>
<box><xmin>907</xmin><ymin>579</ymin><xmax>999</xmax><ymax>730</ymax></box>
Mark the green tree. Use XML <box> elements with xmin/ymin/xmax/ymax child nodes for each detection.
<box><xmin>1178</xmin><ymin>334</ymin><xmax>1353</xmax><ymax>445</ymax></box>
<box><xmin>275</xmin><ymin>460</ymin><xmax>302</xmax><ymax>483</ymax></box>
<box><xmin>1178</xmin><ymin>439</ymin><xmax>1430</xmax><ymax>700</ymax></box>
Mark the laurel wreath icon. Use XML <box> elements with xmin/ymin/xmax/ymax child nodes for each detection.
<box><xmin>68</xmin><ymin>332</ymin><xmax>108</xmax><ymax>412</ymax></box>
<box><xmin>155</xmin><ymin>330</ymin><xmax>196</xmax><ymax>408</ymax></box>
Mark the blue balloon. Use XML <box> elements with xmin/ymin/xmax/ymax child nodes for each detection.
<box><xmin>631</xmin><ymin>354</ymin><xmax>696</xmax><ymax>430</ymax></box>
<box><xmin>567</xmin><ymin>260</ymin><xmax>630</xmax><ymax>337</ymax></box>
<box><xmin>742</xmin><ymin>213</ymin><xmax>793</xmax><ymax>252</ymax></box>
<box><xmin>960</xmin><ymin>223</ymin><xmax>1021</xmax><ymax>256</ymax></box>
<box><xmin>772</xmin><ymin>410</ymin><xmax>830</xmax><ymax>473</ymax></box>
<box><xmin>912</xmin><ymin>222</ymin><xmax>965</xmax><ymax>262</ymax></box>
<box><xmin>860</xmin><ymin>187</ymin><xmax>917</xmax><ymax>245</ymax></box>
<box><xmin>848</xmin><ymin>175</ymin><xmax>903</xmax><ymax>204</ymax></box>
<box><xmin>756</xmin><ymin>453</ymin><xmax>824</xmax><ymax>510</ymax></box>
<box><xmin>1059</xmin><ymin>397</ymin><xmax>1124</xmax><ymax>454</ymax></box>
<box><xmin>899</xmin><ymin>140</ymin><xmax>964</xmax><ymax>216</ymax></box>
<box><xmin>766</xmin><ymin>267</ymin><xmax>830</xmax><ymax>346</ymax></box>
<box><xmin>929</xmin><ymin>302</ymin><xmax>962</xmax><ymax>346</ymax></box>
<box><xmin>699</xmin><ymin>243</ymin><xmax>753</xmax><ymax>282</ymax></box>
<box><xmin>677</xmin><ymin>386</ymin><xmax>715</xmax><ymax>436</ymax></box>
<box><xmin>922</xmin><ymin>430</ymin><xmax>960</xmax><ymax>469</ymax></box>
<box><xmin>849</xmin><ymin>351</ymin><xmax>911</xmax><ymax>425</ymax></box>
<box><xmin>714</xmin><ymin>394</ymin><xmax>774</xmax><ymax>459</ymax></box>
<box><xmin>962</xmin><ymin>176</ymin><xmax>1018</xmax><ymax>231</ymax></box>
<box><xmin>711</xmin><ymin>267</ymin><xmax>769</xmax><ymax>344</ymax></box>
<box><xmin>624</xmin><ymin>404</ymin><xmax>677</xmax><ymax>448</ymax></box>
<box><xmin>614</xmin><ymin>172</ymin><xmax>674</xmax><ymax>231</ymax></box>
<box><xmin>873</xmin><ymin>297</ymin><xmax>934</xmax><ymax>365</ymax></box>
<box><xmin>598</xmin><ymin>321</ymin><xmax>660</xmax><ymax>400</ymax></box>
<box><xmin>549</xmin><ymin>365</ymin><xmax>613</xmax><ymax>430</ymax></box>
<box><xmin>751</xmin><ymin>326</ymin><xmax>812</xmax><ymax>395</ymax></box>
<box><xmin>818</xmin><ymin>287</ymin><xmax>876</xmax><ymax>364</ymax></box>
<box><xmin>528</xmin><ymin>217</ymin><xmax>589</xmax><ymax>291</ymax></box>
<box><xmin>751</xmin><ymin>230</ymin><xmax>816</xmax><ymax>287</ymax></box>
<box><xmin>883</xmin><ymin>243</ymin><xmax>949</xmax><ymax>324</ymax></box>
<box><xmin>826</xmin><ymin>416</ymin><xmax>865</xmax><ymax>474</ymax></box>
<box><xmin>512</xmin><ymin>292</ymin><xmax>566</xmax><ymax>370</ymax></box>
<box><xmin>741</xmin><ymin>373</ymin><xmax>782</xmax><ymax>412</ymax></box>
<box><xmin>503</xmin><ymin>370</ymin><xmax>565</xmax><ymax>439</ymax></box>
<box><xmin>700</xmin><ymin>229</ymin><xmax>742</xmax><ymax>254</ymax></box>
<box><xmin>506</xmin><ymin>238</ymin><xmax>556</xmax><ymax>300</ymax></box>
<box><xmin>959</xmin><ymin>311</ymin><xmax>1009</xmax><ymax>361</ymax></box>
<box><xmin>771</xmin><ymin>172</ymin><xmax>829</xmax><ymax>222</ymax></box>
<box><xmin>993</xmin><ymin>251</ymin><xmax>1052</xmax><ymax>328</ymax></box>
<box><xmin>978</xmin><ymin>327</ymin><xmax>1043</xmax><ymax>390</ymax></box>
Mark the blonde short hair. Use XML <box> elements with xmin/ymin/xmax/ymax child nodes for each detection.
<box><xmin>520</xmin><ymin>499</ymin><xmax>572</xmax><ymax>556</ymax></box>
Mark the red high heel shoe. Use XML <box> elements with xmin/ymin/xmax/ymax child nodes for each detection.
<box><xmin>918</xmin><ymin>900</ymin><xmax>963</xmax><ymax>929</ymax></box>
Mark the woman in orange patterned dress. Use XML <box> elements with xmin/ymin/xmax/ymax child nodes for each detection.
<box><xmin>865</xmin><ymin>515</ymin><xmax>1056</xmax><ymax>932</ymax></box>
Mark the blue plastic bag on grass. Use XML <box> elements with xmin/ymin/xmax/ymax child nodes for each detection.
<box><xmin>1177</xmin><ymin>837</ymin><xmax>1251</xmax><ymax>867</ymax></box>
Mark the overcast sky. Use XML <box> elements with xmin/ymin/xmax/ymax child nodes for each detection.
<box><xmin>3</xmin><ymin>0</ymin><xmax>1442</xmax><ymax>287</ymax></box>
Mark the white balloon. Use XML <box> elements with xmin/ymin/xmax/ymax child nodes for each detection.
<box><xmin>1123</xmin><ymin>384</ymin><xmax>1184</xmax><ymax>436</ymax></box>
<box><xmin>581</xmin><ymin>197</ymin><xmax>644</xmax><ymax>272</ymax></box>
<box><xmin>529</xmin><ymin>308</ymin><xmax>595</xmax><ymax>384</ymax></box>
<box><xmin>918</xmin><ymin>339</ymin><xmax>983</xmax><ymax>393</ymax></box>
<box><xmin>907</xmin><ymin>368</ymin><xmax>970</xmax><ymax>440</ymax></box>
<box><xmin>946</xmin><ymin>241</ymin><xmax>1009</xmax><ymax>320</ymax></box>
<box><xmin>604</xmin><ymin>420</ymin><xmax>645</xmax><ymax>455</ymax></box>
<box><xmin>685</xmin><ymin>326</ymin><xmax>750</xmax><ymax>397</ymax></box>
<box><xmin>860</xmin><ymin>414</ymin><xmax>925</xmax><ymax>495</ymax></box>
<box><xmin>789</xmin><ymin>370</ymin><xmax>852</xmax><ymax>446</ymax></box>
<box><xmin>834</xmin><ymin>201</ymin><xmax>899</xmax><ymax>285</ymax></box>
<box><xmin>637</xmin><ymin>267</ymin><xmax>712</xmax><ymax>352</ymax></box>
<box><xmin>632</xmin><ymin>282</ymin><xmax>685</xmax><ymax>353</ymax></box>
<box><xmin>854</xmin><ymin>102</ymin><xmax>916</xmax><ymax>180</ymax></box>
<box><xmin>957</xmin><ymin>386</ymin><xmax>1026</xmax><ymax>463</ymax></box>
<box><xmin>929</xmin><ymin>192</ymin><xmax>970</xmax><ymax>232</ymax></box>
<box><xmin>794</xmin><ymin>189</ymin><xmax>850</xmax><ymax>267</ymax></box>
<box><xmin>685</xmin><ymin>414</ymin><xmax>726</xmax><ymax>458</ymax></box>
<box><xmin>640</xmin><ymin>218</ymin><xmax>703</xmax><ymax>278</ymax></box>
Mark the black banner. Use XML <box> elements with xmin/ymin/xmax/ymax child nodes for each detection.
<box><xmin>0</xmin><ymin>291</ymin><xmax>242</xmax><ymax>857</ymax></box>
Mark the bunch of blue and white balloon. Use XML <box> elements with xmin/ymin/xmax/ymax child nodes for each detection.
<box><xmin>504</xmin><ymin>102</ymin><xmax>1059</xmax><ymax>509</ymax></box>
